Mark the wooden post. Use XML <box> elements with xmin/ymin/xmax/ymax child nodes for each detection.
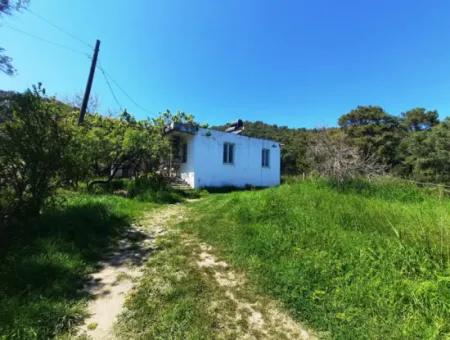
<box><xmin>78</xmin><ymin>39</ymin><xmax>100</xmax><ymax>124</ymax></box>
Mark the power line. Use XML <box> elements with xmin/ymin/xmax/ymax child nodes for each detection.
<box><xmin>26</xmin><ymin>8</ymin><xmax>93</xmax><ymax>49</ymax></box>
<box><xmin>97</xmin><ymin>62</ymin><xmax>153</xmax><ymax>115</ymax></box>
<box><xmin>3</xmin><ymin>23</ymin><xmax>90</xmax><ymax>57</ymax></box>
<box><xmin>98</xmin><ymin>64</ymin><xmax>123</xmax><ymax>112</ymax></box>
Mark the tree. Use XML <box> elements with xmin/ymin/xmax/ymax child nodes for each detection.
<box><xmin>0</xmin><ymin>84</ymin><xmax>72</xmax><ymax>221</ymax></box>
<box><xmin>401</xmin><ymin>108</ymin><xmax>439</xmax><ymax>132</ymax></box>
<box><xmin>306</xmin><ymin>129</ymin><xmax>385</xmax><ymax>183</ymax></box>
<box><xmin>0</xmin><ymin>0</ymin><xmax>29</xmax><ymax>75</ymax></box>
<box><xmin>338</xmin><ymin>106</ymin><xmax>402</xmax><ymax>168</ymax></box>
<box><xmin>403</xmin><ymin>118</ymin><xmax>450</xmax><ymax>184</ymax></box>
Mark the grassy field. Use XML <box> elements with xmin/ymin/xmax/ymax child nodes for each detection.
<box><xmin>0</xmin><ymin>191</ymin><xmax>158</xmax><ymax>339</ymax></box>
<box><xmin>180</xmin><ymin>178</ymin><xmax>450</xmax><ymax>339</ymax></box>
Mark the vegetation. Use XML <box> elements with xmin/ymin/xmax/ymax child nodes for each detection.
<box><xmin>216</xmin><ymin>106</ymin><xmax>449</xmax><ymax>184</ymax></box>
<box><xmin>116</xmin><ymin>231</ymin><xmax>225</xmax><ymax>339</ymax></box>
<box><xmin>0</xmin><ymin>191</ymin><xmax>157</xmax><ymax>339</ymax></box>
<box><xmin>180</xmin><ymin>178</ymin><xmax>450</xmax><ymax>338</ymax></box>
<box><xmin>0</xmin><ymin>87</ymin><xmax>191</xmax><ymax>231</ymax></box>
<box><xmin>0</xmin><ymin>84</ymin><xmax>448</xmax><ymax>339</ymax></box>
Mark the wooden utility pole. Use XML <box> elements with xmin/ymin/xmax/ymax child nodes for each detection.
<box><xmin>78</xmin><ymin>39</ymin><xmax>100</xmax><ymax>124</ymax></box>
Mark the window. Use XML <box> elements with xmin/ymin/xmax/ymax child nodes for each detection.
<box><xmin>223</xmin><ymin>143</ymin><xmax>234</xmax><ymax>164</ymax></box>
<box><xmin>181</xmin><ymin>142</ymin><xmax>188</xmax><ymax>163</ymax></box>
<box><xmin>262</xmin><ymin>148</ymin><xmax>270</xmax><ymax>167</ymax></box>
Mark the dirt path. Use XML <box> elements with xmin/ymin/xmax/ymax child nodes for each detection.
<box><xmin>166</xmin><ymin>203</ymin><xmax>315</xmax><ymax>339</ymax></box>
<box><xmin>193</xmin><ymin>242</ymin><xmax>313</xmax><ymax>339</ymax></box>
<box><xmin>77</xmin><ymin>206</ymin><xmax>180</xmax><ymax>339</ymax></box>
<box><xmin>77</xmin><ymin>202</ymin><xmax>314</xmax><ymax>339</ymax></box>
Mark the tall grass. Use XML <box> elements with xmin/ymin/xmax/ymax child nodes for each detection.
<box><xmin>182</xmin><ymin>178</ymin><xmax>450</xmax><ymax>338</ymax></box>
<box><xmin>0</xmin><ymin>192</ymin><xmax>156</xmax><ymax>339</ymax></box>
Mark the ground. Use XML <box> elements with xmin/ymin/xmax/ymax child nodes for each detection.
<box><xmin>76</xmin><ymin>201</ymin><xmax>315</xmax><ymax>339</ymax></box>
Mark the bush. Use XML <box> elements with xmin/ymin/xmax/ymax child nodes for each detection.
<box><xmin>0</xmin><ymin>85</ymin><xmax>73</xmax><ymax>225</ymax></box>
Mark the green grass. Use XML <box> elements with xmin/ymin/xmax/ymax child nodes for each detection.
<box><xmin>116</xmin><ymin>231</ymin><xmax>232</xmax><ymax>339</ymax></box>
<box><xmin>0</xmin><ymin>192</ymin><xmax>157</xmax><ymax>339</ymax></box>
<box><xmin>180</xmin><ymin>178</ymin><xmax>450</xmax><ymax>339</ymax></box>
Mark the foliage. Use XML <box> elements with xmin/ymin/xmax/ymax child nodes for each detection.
<box><xmin>338</xmin><ymin>105</ymin><xmax>403</xmax><ymax>168</ymax></box>
<box><xmin>0</xmin><ymin>191</ymin><xmax>157</xmax><ymax>339</ymax></box>
<box><xmin>402</xmin><ymin>118</ymin><xmax>450</xmax><ymax>183</ymax></box>
<box><xmin>218</xmin><ymin>107</ymin><xmax>447</xmax><ymax>185</ymax></box>
<box><xmin>401</xmin><ymin>107</ymin><xmax>439</xmax><ymax>132</ymax></box>
<box><xmin>0</xmin><ymin>85</ymin><xmax>72</xmax><ymax>220</ymax></box>
<box><xmin>181</xmin><ymin>178</ymin><xmax>450</xmax><ymax>339</ymax></box>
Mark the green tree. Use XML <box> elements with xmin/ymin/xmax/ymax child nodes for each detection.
<box><xmin>401</xmin><ymin>107</ymin><xmax>439</xmax><ymax>132</ymax></box>
<box><xmin>338</xmin><ymin>106</ymin><xmax>402</xmax><ymax>168</ymax></box>
<box><xmin>403</xmin><ymin>118</ymin><xmax>450</xmax><ymax>184</ymax></box>
<box><xmin>0</xmin><ymin>84</ymin><xmax>72</xmax><ymax>220</ymax></box>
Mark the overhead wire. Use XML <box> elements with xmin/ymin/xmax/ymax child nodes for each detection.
<box><xmin>97</xmin><ymin>63</ymin><xmax>153</xmax><ymax>115</ymax></box>
<box><xmin>97</xmin><ymin>62</ymin><xmax>123</xmax><ymax>112</ymax></box>
<box><xmin>3</xmin><ymin>13</ymin><xmax>152</xmax><ymax>117</ymax></box>
<box><xmin>25</xmin><ymin>8</ymin><xmax>93</xmax><ymax>49</ymax></box>
<box><xmin>2</xmin><ymin>23</ymin><xmax>91</xmax><ymax>57</ymax></box>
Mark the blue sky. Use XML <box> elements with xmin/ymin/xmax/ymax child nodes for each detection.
<box><xmin>1</xmin><ymin>0</ymin><xmax>450</xmax><ymax>128</ymax></box>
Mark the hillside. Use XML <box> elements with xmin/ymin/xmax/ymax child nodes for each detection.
<box><xmin>176</xmin><ymin>179</ymin><xmax>450</xmax><ymax>338</ymax></box>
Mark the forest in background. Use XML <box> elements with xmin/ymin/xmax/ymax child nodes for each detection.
<box><xmin>216</xmin><ymin>106</ymin><xmax>449</xmax><ymax>184</ymax></box>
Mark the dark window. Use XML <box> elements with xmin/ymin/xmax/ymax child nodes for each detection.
<box><xmin>181</xmin><ymin>142</ymin><xmax>188</xmax><ymax>163</ymax></box>
<box><xmin>223</xmin><ymin>143</ymin><xmax>234</xmax><ymax>164</ymax></box>
<box><xmin>262</xmin><ymin>148</ymin><xmax>270</xmax><ymax>167</ymax></box>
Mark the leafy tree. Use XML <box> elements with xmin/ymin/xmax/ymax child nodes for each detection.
<box><xmin>401</xmin><ymin>108</ymin><xmax>439</xmax><ymax>132</ymax></box>
<box><xmin>403</xmin><ymin>118</ymin><xmax>450</xmax><ymax>184</ymax></box>
<box><xmin>0</xmin><ymin>84</ymin><xmax>72</xmax><ymax>220</ymax></box>
<box><xmin>0</xmin><ymin>0</ymin><xmax>29</xmax><ymax>75</ymax></box>
<box><xmin>338</xmin><ymin>106</ymin><xmax>402</xmax><ymax>168</ymax></box>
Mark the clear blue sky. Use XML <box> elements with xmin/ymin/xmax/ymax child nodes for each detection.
<box><xmin>1</xmin><ymin>0</ymin><xmax>450</xmax><ymax>128</ymax></box>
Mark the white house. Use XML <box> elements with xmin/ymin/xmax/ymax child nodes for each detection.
<box><xmin>166</xmin><ymin>122</ymin><xmax>281</xmax><ymax>189</ymax></box>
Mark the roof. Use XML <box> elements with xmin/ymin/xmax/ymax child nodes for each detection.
<box><xmin>198</xmin><ymin>127</ymin><xmax>280</xmax><ymax>145</ymax></box>
<box><xmin>165</xmin><ymin>122</ymin><xmax>280</xmax><ymax>145</ymax></box>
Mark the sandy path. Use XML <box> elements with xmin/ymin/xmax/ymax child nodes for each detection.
<box><xmin>77</xmin><ymin>206</ymin><xmax>178</xmax><ymax>339</ymax></box>
<box><xmin>77</xmin><ymin>202</ymin><xmax>314</xmax><ymax>339</ymax></box>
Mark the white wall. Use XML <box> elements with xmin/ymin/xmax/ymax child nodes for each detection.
<box><xmin>185</xmin><ymin>128</ymin><xmax>280</xmax><ymax>188</ymax></box>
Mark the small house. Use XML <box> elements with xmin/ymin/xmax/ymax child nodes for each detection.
<box><xmin>165</xmin><ymin>121</ymin><xmax>281</xmax><ymax>188</ymax></box>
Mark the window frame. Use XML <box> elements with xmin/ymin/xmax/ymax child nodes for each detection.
<box><xmin>223</xmin><ymin>142</ymin><xmax>235</xmax><ymax>165</ymax></box>
<box><xmin>262</xmin><ymin>148</ymin><xmax>270</xmax><ymax>168</ymax></box>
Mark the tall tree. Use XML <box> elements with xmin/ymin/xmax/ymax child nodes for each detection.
<box><xmin>338</xmin><ymin>106</ymin><xmax>402</xmax><ymax>168</ymax></box>
<box><xmin>401</xmin><ymin>108</ymin><xmax>439</xmax><ymax>132</ymax></box>
<box><xmin>402</xmin><ymin>118</ymin><xmax>450</xmax><ymax>184</ymax></box>
<box><xmin>0</xmin><ymin>0</ymin><xmax>29</xmax><ymax>75</ymax></box>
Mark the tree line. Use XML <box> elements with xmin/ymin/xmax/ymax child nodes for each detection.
<box><xmin>217</xmin><ymin>106</ymin><xmax>449</xmax><ymax>184</ymax></box>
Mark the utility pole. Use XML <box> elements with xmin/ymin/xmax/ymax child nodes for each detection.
<box><xmin>78</xmin><ymin>39</ymin><xmax>100</xmax><ymax>125</ymax></box>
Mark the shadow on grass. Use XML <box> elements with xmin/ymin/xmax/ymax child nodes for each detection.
<box><xmin>0</xmin><ymin>201</ymin><xmax>131</xmax><ymax>339</ymax></box>
<box><xmin>202</xmin><ymin>185</ymin><xmax>267</xmax><ymax>194</ymax></box>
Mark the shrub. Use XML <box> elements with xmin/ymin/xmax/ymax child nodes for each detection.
<box><xmin>0</xmin><ymin>85</ymin><xmax>73</xmax><ymax>225</ymax></box>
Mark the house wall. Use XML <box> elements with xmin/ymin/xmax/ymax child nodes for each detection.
<box><xmin>178</xmin><ymin>134</ymin><xmax>196</xmax><ymax>188</ymax></box>
<box><xmin>187</xmin><ymin>128</ymin><xmax>280</xmax><ymax>188</ymax></box>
